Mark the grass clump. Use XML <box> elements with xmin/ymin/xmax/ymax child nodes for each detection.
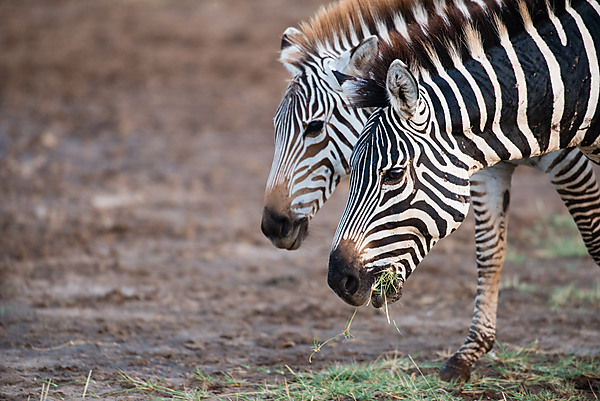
<box><xmin>371</xmin><ymin>268</ymin><xmax>399</xmax><ymax>299</ymax></box>
<box><xmin>113</xmin><ymin>346</ymin><xmax>599</xmax><ymax>400</ymax></box>
<box><xmin>371</xmin><ymin>268</ymin><xmax>403</xmax><ymax>332</ymax></box>
<box><xmin>474</xmin><ymin>342</ymin><xmax>600</xmax><ymax>400</ymax></box>
<box><xmin>31</xmin><ymin>345</ymin><xmax>600</xmax><ymax>400</ymax></box>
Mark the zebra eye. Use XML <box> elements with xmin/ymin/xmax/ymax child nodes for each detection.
<box><xmin>383</xmin><ymin>167</ymin><xmax>406</xmax><ymax>184</ymax></box>
<box><xmin>304</xmin><ymin>120</ymin><xmax>324</xmax><ymax>137</ymax></box>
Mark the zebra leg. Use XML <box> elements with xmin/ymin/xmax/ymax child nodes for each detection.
<box><xmin>440</xmin><ymin>149</ymin><xmax>600</xmax><ymax>382</ymax></box>
<box><xmin>439</xmin><ymin>162</ymin><xmax>515</xmax><ymax>383</ymax></box>
<box><xmin>528</xmin><ymin>149</ymin><xmax>600</xmax><ymax>264</ymax></box>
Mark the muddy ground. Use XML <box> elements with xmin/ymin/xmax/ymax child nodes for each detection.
<box><xmin>0</xmin><ymin>1</ymin><xmax>599</xmax><ymax>399</ymax></box>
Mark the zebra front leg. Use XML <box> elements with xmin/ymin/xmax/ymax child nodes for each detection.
<box><xmin>439</xmin><ymin>163</ymin><xmax>515</xmax><ymax>382</ymax></box>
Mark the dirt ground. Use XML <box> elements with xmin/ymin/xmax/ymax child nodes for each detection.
<box><xmin>0</xmin><ymin>1</ymin><xmax>599</xmax><ymax>399</ymax></box>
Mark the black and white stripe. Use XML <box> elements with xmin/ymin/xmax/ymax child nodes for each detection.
<box><xmin>329</xmin><ymin>0</ymin><xmax>600</xmax><ymax>381</ymax></box>
<box><xmin>263</xmin><ymin>0</ymin><xmax>600</xmax><ymax>253</ymax></box>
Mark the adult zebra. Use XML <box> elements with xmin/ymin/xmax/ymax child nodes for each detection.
<box><xmin>328</xmin><ymin>0</ymin><xmax>600</xmax><ymax>381</ymax></box>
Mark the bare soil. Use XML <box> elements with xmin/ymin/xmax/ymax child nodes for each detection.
<box><xmin>0</xmin><ymin>1</ymin><xmax>599</xmax><ymax>399</ymax></box>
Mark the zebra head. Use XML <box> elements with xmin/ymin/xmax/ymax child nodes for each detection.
<box><xmin>262</xmin><ymin>29</ymin><xmax>377</xmax><ymax>250</ymax></box>
<box><xmin>328</xmin><ymin>60</ymin><xmax>471</xmax><ymax>307</ymax></box>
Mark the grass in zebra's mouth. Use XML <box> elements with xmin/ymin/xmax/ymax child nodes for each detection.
<box><xmin>370</xmin><ymin>268</ymin><xmax>404</xmax><ymax>335</ymax></box>
<box><xmin>370</xmin><ymin>268</ymin><xmax>403</xmax><ymax>308</ymax></box>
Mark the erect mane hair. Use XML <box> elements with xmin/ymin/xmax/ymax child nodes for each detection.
<box><xmin>344</xmin><ymin>0</ymin><xmax>569</xmax><ymax>109</ymax></box>
<box><xmin>294</xmin><ymin>0</ymin><xmax>412</xmax><ymax>54</ymax></box>
<box><xmin>288</xmin><ymin>0</ymin><xmax>488</xmax><ymax>66</ymax></box>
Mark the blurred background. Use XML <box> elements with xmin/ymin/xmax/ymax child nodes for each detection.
<box><xmin>1</xmin><ymin>1</ymin><xmax>598</xmax><ymax>399</ymax></box>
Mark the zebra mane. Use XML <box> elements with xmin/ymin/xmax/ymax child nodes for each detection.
<box><xmin>343</xmin><ymin>0</ymin><xmax>569</xmax><ymax>108</ymax></box>
<box><xmin>288</xmin><ymin>0</ymin><xmax>504</xmax><ymax>67</ymax></box>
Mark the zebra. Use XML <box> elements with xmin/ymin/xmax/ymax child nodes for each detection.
<box><xmin>328</xmin><ymin>0</ymin><xmax>600</xmax><ymax>381</ymax></box>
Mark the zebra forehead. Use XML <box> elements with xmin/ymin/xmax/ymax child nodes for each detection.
<box><xmin>276</xmin><ymin>71</ymin><xmax>327</xmax><ymax>114</ymax></box>
<box><xmin>350</xmin><ymin>122</ymin><xmax>409</xmax><ymax>171</ymax></box>
<box><xmin>275</xmin><ymin>79</ymin><xmax>304</xmax><ymax>117</ymax></box>
<box><xmin>350</xmin><ymin>109</ymin><xmax>383</xmax><ymax>166</ymax></box>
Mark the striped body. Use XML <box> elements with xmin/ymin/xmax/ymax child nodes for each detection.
<box><xmin>263</xmin><ymin>0</ymin><xmax>600</xmax><ymax>382</ymax></box>
<box><xmin>332</xmin><ymin>0</ymin><xmax>600</xmax><ymax>302</ymax></box>
<box><xmin>330</xmin><ymin>0</ymin><xmax>600</xmax><ymax>380</ymax></box>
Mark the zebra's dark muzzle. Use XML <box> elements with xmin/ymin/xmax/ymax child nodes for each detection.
<box><xmin>261</xmin><ymin>207</ymin><xmax>309</xmax><ymax>250</ymax></box>
<box><xmin>329</xmin><ymin>243</ymin><xmax>405</xmax><ymax>307</ymax></box>
<box><xmin>328</xmin><ymin>243</ymin><xmax>374</xmax><ymax>306</ymax></box>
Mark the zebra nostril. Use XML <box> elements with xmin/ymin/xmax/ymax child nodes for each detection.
<box><xmin>328</xmin><ymin>244</ymin><xmax>369</xmax><ymax>305</ymax></box>
<box><xmin>342</xmin><ymin>273</ymin><xmax>359</xmax><ymax>295</ymax></box>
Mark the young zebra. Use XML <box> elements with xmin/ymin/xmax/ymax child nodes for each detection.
<box><xmin>329</xmin><ymin>0</ymin><xmax>600</xmax><ymax>381</ymax></box>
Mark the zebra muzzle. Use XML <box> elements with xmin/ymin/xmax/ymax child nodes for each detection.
<box><xmin>261</xmin><ymin>207</ymin><xmax>309</xmax><ymax>250</ymax></box>
<box><xmin>327</xmin><ymin>243</ymin><xmax>374</xmax><ymax>306</ymax></box>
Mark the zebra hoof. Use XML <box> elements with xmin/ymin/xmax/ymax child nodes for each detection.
<box><xmin>439</xmin><ymin>359</ymin><xmax>471</xmax><ymax>383</ymax></box>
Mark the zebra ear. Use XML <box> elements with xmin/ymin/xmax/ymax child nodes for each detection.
<box><xmin>280</xmin><ymin>27</ymin><xmax>305</xmax><ymax>75</ymax></box>
<box><xmin>386</xmin><ymin>60</ymin><xmax>419</xmax><ymax>119</ymax></box>
<box><xmin>337</xmin><ymin>35</ymin><xmax>378</xmax><ymax>77</ymax></box>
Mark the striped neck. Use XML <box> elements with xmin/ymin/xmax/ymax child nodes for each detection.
<box><xmin>402</xmin><ymin>0</ymin><xmax>600</xmax><ymax>174</ymax></box>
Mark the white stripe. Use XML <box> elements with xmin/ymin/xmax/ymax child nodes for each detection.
<box><xmin>452</xmin><ymin>56</ymin><xmax>488</xmax><ymax>132</ymax></box>
<box><xmin>470</xmin><ymin>0</ymin><xmax>488</xmax><ymax>12</ymax></box>
<box><xmin>412</xmin><ymin>2</ymin><xmax>429</xmax><ymax>31</ymax></box>
<box><xmin>392</xmin><ymin>14</ymin><xmax>410</xmax><ymax>42</ymax></box>
<box><xmin>434</xmin><ymin>0</ymin><xmax>449</xmax><ymax>24</ymax></box>
<box><xmin>376</xmin><ymin>19</ymin><xmax>392</xmax><ymax>43</ymax></box>
<box><xmin>454</xmin><ymin>0</ymin><xmax>472</xmax><ymax>19</ymax></box>
<box><xmin>520</xmin><ymin>1</ymin><xmax>564</xmax><ymax>152</ymax></box>
<box><xmin>496</xmin><ymin>19</ymin><xmax>541</xmax><ymax>155</ymax></box>
<box><xmin>357</xmin><ymin>9</ymin><xmax>371</xmax><ymax>40</ymax></box>
<box><xmin>336</xmin><ymin>28</ymin><xmax>351</xmax><ymax>51</ymax></box>
<box><xmin>566</xmin><ymin>0</ymin><xmax>600</xmax><ymax>147</ymax></box>
<box><xmin>347</xmin><ymin>14</ymin><xmax>360</xmax><ymax>46</ymax></box>
<box><xmin>546</xmin><ymin>0</ymin><xmax>568</xmax><ymax>46</ymax></box>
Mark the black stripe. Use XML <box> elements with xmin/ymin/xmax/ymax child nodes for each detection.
<box><xmin>515</xmin><ymin>24</ymin><xmax>553</xmax><ymax>152</ymax></box>
<box><xmin>488</xmin><ymin>39</ymin><xmax>531</xmax><ymax>158</ymax></box>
